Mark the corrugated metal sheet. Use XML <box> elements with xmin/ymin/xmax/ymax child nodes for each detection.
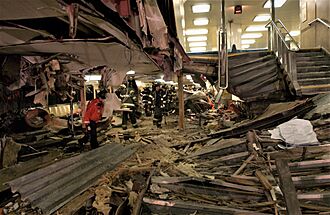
<box><xmin>7</xmin><ymin>143</ymin><xmax>137</xmax><ymax>214</ymax></box>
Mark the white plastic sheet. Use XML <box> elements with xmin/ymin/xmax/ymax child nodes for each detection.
<box><xmin>268</xmin><ymin>118</ymin><xmax>319</xmax><ymax>147</ymax></box>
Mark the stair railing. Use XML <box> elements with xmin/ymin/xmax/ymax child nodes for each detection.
<box><xmin>266</xmin><ymin>20</ymin><xmax>301</xmax><ymax>95</ymax></box>
<box><xmin>308</xmin><ymin>18</ymin><xmax>330</xmax><ymax>29</ymax></box>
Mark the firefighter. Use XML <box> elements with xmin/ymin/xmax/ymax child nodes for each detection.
<box><xmin>141</xmin><ymin>86</ymin><xmax>153</xmax><ymax>116</ymax></box>
<box><xmin>79</xmin><ymin>89</ymin><xmax>106</xmax><ymax>149</ymax></box>
<box><xmin>119</xmin><ymin>76</ymin><xmax>138</xmax><ymax>130</ymax></box>
<box><xmin>153</xmin><ymin>83</ymin><xmax>165</xmax><ymax>128</ymax></box>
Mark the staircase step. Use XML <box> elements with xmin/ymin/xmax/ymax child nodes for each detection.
<box><xmin>296</xmin><ymin>55</ymin><xmax>328</xmax><ymax>62</ymax></box>
<box><xmin>297</xmin><ymin>66</ymin><xmax>330</xmax><ymax>73</ymax></box>
<box><xmin>230</xmin><ymin>59</ymin><xmax>277</xmax><ymax>78</ymax></box>
<box><xmin>297</xmin><ymin>71</ymin><xmax>330</xmax><ymax>79</ymax></box>
<box><xmin>296</xmin><ymin>51</ymin><xmax>324</xmax><ymax>57</ymax></box>
<box><xmin>229</xmin><ymin>55</ymin><xmax>273</xmax><ymax>69</ymax></box>
<box><xmin>298</xmin><ymin>77</ymin><xmax>330</xmax><ymax>86</ymax></box>
<box><xmin>297</xmin><ymin>60</ymin><xmax>330</xmax><ymax>67</ymax></box>
<box><xmin>228</xmin><ymin>52</ymin><xmax>270</xmax><ymax>67</ymax></box>
<box><xmin>300</xmin><ymin>84</ymin><xmax>330</xmax><ymax>95</ymax></box>
<box><xmin>230</xmin><ymin>66</ymin><xmax>277</xmax><ymax>86</ymax></box>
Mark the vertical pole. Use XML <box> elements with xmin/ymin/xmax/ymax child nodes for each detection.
<box><xmin>271</xmin><ymin>0</ymin><xmax>275</xmax><ymax>21</ymax></box>
<box><xmin>270</xmin><ymin>0</ymin><xmax>275</xmax><ymax>53</ymax></box>
<box><xmin>80</xmin><ymin>84</ymin><xmax>86</xmax><ymax>129</ymax></box>
<box><xmin>178</xmin><ymin>71</ymin><xmax>184</xmax><ymax>130</ymax></box>
<box><xmin>70</xmin><ymin>88</ymin><xmax>74</xmax><ymax>136</ymax></box>
<box><xmin>219</xmin><ymin>0</ymin><xmax>228</xmax><ymax>89</ymax></box>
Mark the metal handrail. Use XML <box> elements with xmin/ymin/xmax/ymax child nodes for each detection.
<box><xmin>308</xmin><ymin>18</ymin><xmax>330</xmax><ymax>29</ymax></box>
<box><xmin>277</xmin><ymin>19</ymin><xmax>300</xmax><ymax>50</ymax></box>
<box><xmin>266</xmin><ymin>20</ymin><xmax>299</xmax><ymax>51</ymax></box>
<box><xmin>266</xmin><ymin>20</ymin><xmax>291</xmax><ymax>50</ymax></box>
<box><xmin>266</xmin><ymin>19</ymin><xmax>301</xmax><ymax>95</ymax></box>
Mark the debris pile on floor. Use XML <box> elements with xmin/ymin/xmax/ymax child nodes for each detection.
<box><xmin>1</xmin><ymin>94</ymin><xmax>329</xmax><ymax>214</ymax></box>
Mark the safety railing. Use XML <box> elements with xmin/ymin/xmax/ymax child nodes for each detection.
<box><xmin>308</xmin><ymin>18</ymin><xmax>330</xmax><ymax>29</ymax></box>
<box><xmin>266</xmin><ymin>19</ymin><xmax>301</xmax><ymax>95</ymax></box>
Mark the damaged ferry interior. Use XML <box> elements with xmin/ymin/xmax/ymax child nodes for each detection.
<box><xmin>0</xmin><ymin>0</ymin><xmax>330</xmax><ymax>214</ymax></box>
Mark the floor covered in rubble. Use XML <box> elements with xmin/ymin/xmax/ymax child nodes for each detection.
<box><xmin>1</xmin><ymin>94</ymin><xmax>330</xmax><ymax>215</ymax></box>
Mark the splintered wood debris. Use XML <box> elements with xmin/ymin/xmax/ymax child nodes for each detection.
<box><xmin>1</xmin><ymin>96</ymin><xmax>330</xmax><ymax>215</ymax></box>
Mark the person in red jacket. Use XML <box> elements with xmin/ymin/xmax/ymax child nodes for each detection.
<box><xmin>79</xmin><ymin>90</ymin><xmax>106</xmax><ymax>149</ymax></box>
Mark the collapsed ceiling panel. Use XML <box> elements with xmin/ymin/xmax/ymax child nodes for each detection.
<box><xmin>0</xmin><ymin>0</ymin><xmax>64</xmax><ymax>20</ymax></box>
<box><xmin>0</xmin><ymin>41</ymin><xmax>160</xmax><ymax>75</ymax></box>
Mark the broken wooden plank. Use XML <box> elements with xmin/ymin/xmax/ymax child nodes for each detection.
<box><xmin>232</xmin><ymin>154</ymin><xmax>255</xmax><ymax>176</ymax></box>
<box><xmin>275</xmin><ymin>158</ymin><xmax>302</xmax><ymax>215</ymax></box>
<box><xmin>297</xmin><ymin>191</ymin><xmax>330</xmax><ymax>201</ymax></box>
<box><xmin>300</xmin><ymin>202</ymin><xmax>330</xmax><ymax>212</ymax></box>
<box><xmin>58</xmin><ymin>190</ymin><xmax>94</xmax><ymax>215</ymax></box>
<box><xmin>18</xmin><ymin>151</ymin><xmax>49</xmax><ymax>162</ymax></box>
<box><xmin>292</xmin><ymin>174</ymin><xmax>330</xmax><ymax>188</ymax></box>
<box><xmin>268</xmin><ymin>144</ymin><xmax>330</xmax><ymax>160</ymax></box>
<box><xmin>159</xmin><ymin>183</ymin><xmax>264</xmax><ymax>201</ymax></box>
<box><xmin>142</xmin><ymin>198</ymin><xmax>272</xmax><ymax>215</ymax></box>
<box><xmin>201</xmin><ymin>151</ymin><xmax>249</xmax><ymax>166</ymax></box>
<box><xmin>210</xmin><ymin>179</ymin><xmax>264</xmax><ymax>194</ymax></box>
<box><xmin>255</xmin><ymin>170</ymin><xmax>273</xmax><ymax>191</ymax></box>
<box><xmin>186</xmin><ymin>138</ymin><xmax>246</xmax><ymax>159</ymax></box>
<box><xmin>224</xmin><ymin>176</ymin><xmax>259</xmax><ymax>186</ymax></box>
<box><xmin>132</xmin><ymin>167</ymin><xmax>156</xmax><ymax>215</ymax></box>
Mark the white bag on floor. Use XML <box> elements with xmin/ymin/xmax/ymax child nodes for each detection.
<box><xmin>268</xmin><ymin>118</ymin><xmax>319</xmax><ymax>147</ymax></box>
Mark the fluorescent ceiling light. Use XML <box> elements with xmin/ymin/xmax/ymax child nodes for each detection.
<box><xmin>155</xmin><ymin>79</ymin><xmax>165</xmax><ymax>83</ymax></box>
<box><xmin>290</xmin><ymin>30</ymin><xmax>300</xmax><ymax>36</ymax></box>
<box><xmin>189</xmin><ymin>42</ymin><xmax>207</xmax><ymax>47</ymax></box>
<box><xmin>84</xmin><ymin>75</ymin><xmax>101</xmax><ymax>81</ymax></box>
<box><xmin>187</xmin><ymin>36</ymin><xmax>207</xmax><ymax>42</ymax></box>
<box><xmin>241</xmin><ymin>33</ymin><xmax>263</xmax><ymax>39</ymax></box>
<box><xmin>253</xmin><ymin>14</ymin><xmax>271</xmax><ymax>22</ymax></box>
<box><xmin>190</xmin><ymin>47</ymin><xmax>207</xmax><ymax>52</ymax></box>
<box><xmin>241</xmin><ymin>39</ymin><xmax>256</xmax><ymax>44</ymax></box>
<box><xmin>246</xmin><ymin>25</ymin><xmax>268</xmax><ymax>32</ymax></box>
<box><xmin>185</xmin><ymin>28</ymin><xmax>208</xmax><ymax>35</ymax></box>
<box><xmin>192</xmin><ymin>4</ymin><xmax>210</xmax><ymax>13</ymax></box>
<box><xmin>264</xmin><ymin>0</ymin><xmax>287</xmax><ymax>8</ymax></box>
<box><xmin>193</xmin><ymin>18</ymin><xmax>209</xmax><ymax>26</ymax></box>
<box><xmin>186</xmin><ymin>75</ymin><xmax>192</xmax><ymax>80</ymax></box>
<box><xmin>241</xmin><ymin>44</ymin><xmax>250</xmax><ymax>49</ymax></box>
<box><xmin>126</xmin><ymin>70</ymin><xmax>135</xmax><ymax>75</ymax></box>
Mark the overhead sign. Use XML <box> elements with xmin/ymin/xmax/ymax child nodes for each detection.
<box><xmin>234</xmin><ymin>5</ymin><xmax>242</xmax><ymax>14</ymax></box>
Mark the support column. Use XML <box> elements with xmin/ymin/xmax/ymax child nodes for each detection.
<box><xmin>271</xmin><ymin>0</ymin><xmax>275</xmax><ymax>21</ymax></box>
<box><xmin>80</xmin><ymin>84</ymin><xmax>86</xmax><ymax>128</ymax></box>
<box><xmin>178</xmin><ymin>71</ymin><xmax>184</xmax><ymax>130</ymax></box>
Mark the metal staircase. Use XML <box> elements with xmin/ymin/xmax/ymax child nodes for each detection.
<box><xmin>227</xmin><ymin>51</ymin><xmax>288</xmax><ymax>102</ymax></box>
<box><xmin>267</xmin><ymin>19</ymin><xmax>330</xmax><ymax>97</ymax></box>
<box><xmin>295</xmin><ymin>49</ymin><xmax>330</xmax><ymax>95</ymax></box>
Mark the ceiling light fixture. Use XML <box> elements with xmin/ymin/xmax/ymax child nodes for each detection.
<box><xmin>189</xmin><ymin>47</ymin><xmax>207</xmax><ymax>52</ymax></box>
<box><xmin>84</xmin><ymin>75</ymin><xmax>102</xmax><ymax>81</ymax></box>
<box><xmin>241</xmin><ymin>33</ymin><xmax>263</xmax><ymax>39</ymax></box>
<box><xmin>187</xmin><ymin>36</ymin><xmax>207</xmax><ymax>42</ymax></box>
<box><xmin>241</xmin><ymin>44</ymin><xmax>250</xmax><ymax>49</ymax></box>
<box><xmin>189</xmin><ymin>42</ymin><xmax>207</xmax><ymax>47</ymax></box>
<box><xmin>289</xmin><ymin>30</ymin><xmax>300</xmax><ymax>36</ymax></box>
<box><xmin>246</xmin><ymin>25</ymin><xmax>268</xmax><ymax>32</ymax></box>
<box><xmin>253</xmin><ymin>14</ymin><xmax>271</xmax><ymax>22</ymax></box>
<box><xmin>193</xmin><ymin>18</ymin><xmax>209</xmax><ymax>26</ymax></box>
<box><xmin>126</xmin><ymin>70</ymin><xmax>135</xmax><ymax>75</ymax></box>
<box><xmin>192</xmin><ymin>4</ymin><xmax>211</xmax><ymax>13</ymax></box>
<box><xmin>185</xmin><ymin>28</ymin><xmax>208</xmax><ymax>35</ymax></box>
<box><xmin>263</xmin><ymin>0</ymin><xmax>287</xmax><ymax>8</ymax></box>
<box><xmin>241</xmin><ymin>39</ymin><xmax>256</xmax><ymax>44</ymax></box>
